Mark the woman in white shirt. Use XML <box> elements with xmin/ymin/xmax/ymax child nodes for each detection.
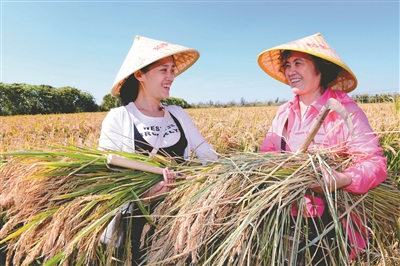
<box><xmin>99</xmin><ymin>35</ymin><xmax>217</xmax><ymax>264</ymax></box>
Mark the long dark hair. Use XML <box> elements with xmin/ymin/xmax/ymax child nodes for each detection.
<box><xmin>118</xmin><ymin>64</ymin><xmax>152</xmax><ymax>106</ymax></box>
<box><xmin>279</xmin><ymin>50</ymin><xmax>341</xmax><ymax>88</ymax></box>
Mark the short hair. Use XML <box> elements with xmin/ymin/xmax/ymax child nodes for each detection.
<box><xmin>279</xmin><ymin>50</ymin><xmax>341</xmax><ymax>88</ymax></box>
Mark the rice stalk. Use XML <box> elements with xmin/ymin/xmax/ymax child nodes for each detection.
<box><xmin>1</xmin><ymin>147</ymin><xmax>399</xmax><ymax>265</ymax></box>
<box><xmin>0</xmin><ymin>146</ymin><xmax>170</xmax><ymax>266</ymax></box>
<box><xmin>146</xmin><ymin>151</ymin><xmax>400</xmax><ymax>266</ymax></box>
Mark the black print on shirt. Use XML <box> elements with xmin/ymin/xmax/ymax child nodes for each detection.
<box><xmin>142</xmin><ymin>125</ymin><xmax>161</xmax><ymax>132</ymax></box>
<box><xmin>163</xmin><ymin>124</ymin><xmax>179</xmax><ymax>137</ymax></box>
<box><xmin>139</xmin><ymin>123</ymin><xmax>179</xmax><ymax>138</ymax></box>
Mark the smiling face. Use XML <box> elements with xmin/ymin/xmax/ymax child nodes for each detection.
<box><xmin>137</xmin><ymin>56</ymin><xmax>176</xmax><ymax>101</ymax></box>
<box><xmin>282</xmin><ymin>51</ymin><xmax>322</xmax><ymax>98</ymax></box>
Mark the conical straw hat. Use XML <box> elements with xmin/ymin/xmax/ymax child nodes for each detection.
<box><xmin>257</xmin><ymin>33</ymin><xmax>358</xmax><ymax>93</ymax></box>
<box><xmin>111</xmin><ymin>35</ymin><xmax>200</xmax><ymax>97</ymax></box>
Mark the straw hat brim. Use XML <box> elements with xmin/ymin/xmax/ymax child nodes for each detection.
<box><xmin>111</xmin><ymin>36</ymin><xmax>200</xmax><ymax>97</ymax></box>
<box><xmin>257</xmin><ymin>33</ymin><xmax>358</xmax><ymax>93</ymax></box>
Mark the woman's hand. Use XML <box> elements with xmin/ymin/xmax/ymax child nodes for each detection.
<box><xmin>309</xmin><ymin>167</ymin><xmax>352</xmax><ymax>194</ymax></box>
<box><xmin>143</xmin><ymin>168</ymin><xmax>177</xmax><ymax>203</ymax></box>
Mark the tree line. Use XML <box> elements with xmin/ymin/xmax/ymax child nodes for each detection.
<box><xmin>0</xmin><ymin>83</ymin><xmax>99</xmax><ymax>116</ymax></box>
<box><xmin>351</xmin><ymin>93</ymin><xmax>400</xmax><ymax>104</ymax></box>
<box><xmin>189</xmin><ymin>93</ymin><xmax>400</xmax><ymax>108</ymax></box>
<box><xmin>0</xmin><ymin>83</ymin><xmax>193</xmax><ymax>116</ymax></box>
<box><xmin>1</xmin><ymin>83</ymin><xmax>398</xmax><ymax>116</ymax></box>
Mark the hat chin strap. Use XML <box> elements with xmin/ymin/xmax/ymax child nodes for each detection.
<box><xmin>139</xmin><ymin>81</ymin><xmax>170</xmax><ymax>118</ymax></box>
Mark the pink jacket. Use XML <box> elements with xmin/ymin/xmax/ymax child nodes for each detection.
<box><xmin>260</xmin><ymin>88</ymin><xmax>387</xmax><ymax>258</ymax></box>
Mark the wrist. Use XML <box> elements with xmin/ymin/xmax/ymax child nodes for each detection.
<box><xmin>142</xmin><ymin>189</ymin><xmax>153</xmax><ymax>204</ymax></box>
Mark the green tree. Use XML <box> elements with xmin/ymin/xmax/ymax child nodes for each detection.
<box><xmin>162</xmin><ymin>97</ymin><xmax>192</xmax><ymax>108</ymax></box>
<box><xmin>0</xmin><ymin>83</ymin><xmax>99</xmax><ymax>115</ymax></box>
<box><xmin>36</xmin><ymin>85</ymin><xmax>60</xmax><ymax>114</ymax></box>
<box><xmin>58</xmin><ymin>87</ymin><xmax>81</xmax><ymax>113</ymax></box>
<box><xmin>0</xmin><ymin>83</ymin><xmax>31</xmax><ymax>115</ymax></box>
<box><xmin>100</xmin><ymin>93</ymin><xmax>120</xmax><ymax>111</ymax></box>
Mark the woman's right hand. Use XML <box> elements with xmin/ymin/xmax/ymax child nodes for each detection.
<box><xmin>309</xmin><ymin>167</ymin><xmax>352</xmax><ymax>194</ymax></box>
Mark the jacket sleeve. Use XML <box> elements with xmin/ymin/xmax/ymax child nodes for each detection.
<box><xmin>260</xmin><ymin>106</ymin><xmax>287</xmax><ymax>153</ymax></box>
<box><xmin>341</xmin><ymin>104</ymin><xmax>387</xmax><ymax>194</ymax></box>
<box><xmin>171</xmin><ymin>106</ymin><xmax>217</xmax><ymax>164</ymax></box>
<box><xmin>98</xmin><ymin>108</ymin><xmax>128</xmax><ymax>152</ymax></box>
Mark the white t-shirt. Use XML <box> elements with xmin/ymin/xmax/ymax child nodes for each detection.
<box><xmin>131</xmin><ymin>103</ymin><xmax>181</xmax><ymax>149</ymax></box>
<box><xmin>99</xmin><ymin>102</ymin><xmax>218</xmax><ymax>164</ymax></box>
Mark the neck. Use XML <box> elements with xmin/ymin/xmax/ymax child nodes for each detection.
<box><xmin>134</xmin><ymin>95</ymin><xmax>164</xmax><ymax>117</ymax></box>
<box><xmin>298</xmin><ymin>87</ymin><xmax>324</xmax><ymax>106</ymax></box>
<box><xmin>298</xmin><ymin>86</ymin><xmax>324</xmax><ymax>118</ymax></box>
<box><xmin>136</xmin><ymin>82</ymin><xmax>169</xmax><ymax>118</ymax></box>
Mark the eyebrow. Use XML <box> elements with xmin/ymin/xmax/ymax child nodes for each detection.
<box><xmin>291</xmin><ymin>58</ymin><xmax>305</xmax><ymax>63</ymax></box>
<box><xmin>159</xmin><ymin>63</ymin><xmax>176</xmax><ymax>68</ymax></box>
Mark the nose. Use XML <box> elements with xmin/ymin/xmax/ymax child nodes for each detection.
<box><xmin>285</xmin><ymin>65</ymin><xmax>296</xmax><ymax>76</ymax></box>
<box><xmin>166</xmin><ymin>70</ymin><xmax>175</xmax><ymax>81</ymax></box>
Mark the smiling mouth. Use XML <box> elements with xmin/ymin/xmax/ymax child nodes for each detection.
<box><xmin>290</xmin><ymin>78</ymin><xmax>301</xmax><ymax>84</ymax></box>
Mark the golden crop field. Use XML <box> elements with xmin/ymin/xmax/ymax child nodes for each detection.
<box><xmin>1</xmin><ymin>103</ymin><xmax>399</xmax><ymax>155</ymax></box>
<box><xmin>1</xmin><ymin>103</ymin><xmax>399</xmax><ymax>265</ymax></box>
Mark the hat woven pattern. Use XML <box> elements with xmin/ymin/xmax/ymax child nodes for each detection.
<box><xmin>111</xmin><ymin>36</ymin><xmax>199</xmax><ymax>97</ymax></box>
<box><xmin>257</xmin><ymin>33</ymin><xmax>358</xmax><ymax>93</ymax></box>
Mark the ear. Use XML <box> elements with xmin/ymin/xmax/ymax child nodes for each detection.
<box><xmin>134</xmin><ymin>71</ymin><xmax>144</xmax><ymax>82</ymax></box>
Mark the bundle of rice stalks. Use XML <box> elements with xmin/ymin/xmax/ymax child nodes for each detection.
<box><xmin>0</xmin><ymin>147</ymin><xmax>399</xmax><ymax>266</ymax></box>
<box><xmin>0</xmin><ymin>146</ymin><xmax>179</xmax><ymax>266</ymax></box>
<box><xmin>146</xmin><ymin>152</ymin><xmax>400</xmax><ymax>266</ymax></box>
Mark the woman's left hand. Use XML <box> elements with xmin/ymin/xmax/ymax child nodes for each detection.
<box><xmin>161</xmin><ymin>167</ymin><xmax>176</xmax><ymax>191</ymax></box>
<box><xmin>142</xmin><ymin>167</ymin><xmax>177</xmax><ymax>203</ymax></box>
<box><xmin>309</xmin><ymin>167</ymin><xmax>352</xmax><ymax>194</ymax></box>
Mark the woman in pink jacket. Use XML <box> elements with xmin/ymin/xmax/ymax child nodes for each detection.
<box><xmin>257</xmin><ymin>33</ymin><xmax>387</xmax><ymax>265</ymax></box>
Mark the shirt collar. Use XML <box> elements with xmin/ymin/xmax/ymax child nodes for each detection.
<box><xmin>289</xmin><ymin>88</ymin><xmax>334</xmax><ymax>112</ymax></box>
<box><xmin>286</xmin><ymin>88</ymin><xmax>350</xmax><ymax>114</ymax></box>
<box><xmin>312</xmin><ymin>88</ymin><xmax>332</xmax><ymax>112</ymax></box>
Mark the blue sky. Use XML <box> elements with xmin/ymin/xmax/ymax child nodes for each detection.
<box><xmin>1</xmin><ymin>1</ymin><xmax>399</xmax><ymax>105</ymax></box>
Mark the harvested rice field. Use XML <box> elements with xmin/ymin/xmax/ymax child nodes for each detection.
<box><xmin>1</xmin><ymin>103</ymin><xmax>399</xmax><ymax>265</ymax></box>
<box><xmin>1</xmin><ymin>103</ymin><xmax>399</xmax><ymax>154</ymax></box>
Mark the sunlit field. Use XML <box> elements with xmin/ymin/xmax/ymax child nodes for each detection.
<box><xmin>1</xmin><ymin>103</ymin><xmax>399</xmax><ymax>155</ymax></box>
<box><xmin>1</xmin><ymin>103</ymin><xmax>399</xmax><ymax>265</ymax></box>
